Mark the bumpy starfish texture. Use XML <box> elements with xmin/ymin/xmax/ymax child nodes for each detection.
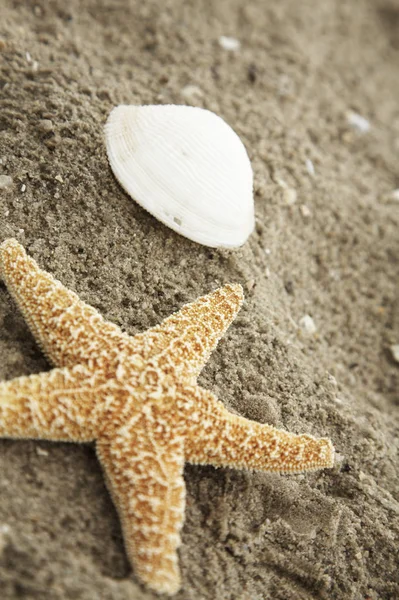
<box><xmin>0</xmin><ymin>239</ymin><xmax>334</xmax><ymax>595</ymax></box>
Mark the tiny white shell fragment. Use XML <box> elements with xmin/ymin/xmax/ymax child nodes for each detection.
<box><xmin>218</xmin><ymin>36</ymin><xmax>241</xmax><ymax>51</ymax></box>
<box><xmin>36</xmin><ymin>446</ymin><xmax>49</xmax><ymax>456</ymax></box>
<box><xmin>180</xmin><ymin>85</ymin><xmax>204</xmax><ymax>102</ymax></box>
<box><xmin>299</xmin><ymin>315</ymin><xmax>317</xmax><ymax>335</ymax></box>
<box><xmin>346</xmin><ymin>111</ymin><xmax>370</xmax><ymax>133</ymax></box>
<box><xmin>328</xmin><ymin>374</ymin><xmax>338</xmax><ymax>387</ymax></box>
<box><xmin>300</xmin><ymin>204</ymin><xmax>312</xmax><ymax>218</ymax></box>
<box><xmin>387</xmin><ymin>189</ymin><xmax>399</xmax><ymax>203</ymax></box>
<box><xmin>305</xmin><ymin>159</ymin><xmax>315</xmax><ymax>177</ymax></box>
<box><xmin>105</xmin><ymin>105</ymin><xmax>254</xmax><ymax>248</ymax></box>
<box><xmin>390</xmin><ymin>345</ymin><xmax>399</xmax><ymax>363</ymax></box>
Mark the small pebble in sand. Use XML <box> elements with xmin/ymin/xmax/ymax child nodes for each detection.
<box><xmin>284</xmin><ymin>187</ymin><xmax>297</xmax><ymax>205</ymax></box>
<box><xmin>38</xmin><ymin>119</ymin><xmax>54</xmax><ymax>133</ymax></box>
<box><xmin>218</xmin><ymin>36</ymin><xmax>241</xmax><ymax>52</ymax></box>
<box><xmin>346</xmin><ymin>110</ymin><xmax>370</xmax><ymax>134</ymax></box>
<box><xmin>300</xmin><ymin>204</ymin><xmax>312</xmax><ymax>218</ymax></box>
<box><xmin>245</xmin><ymin>279</ymin><xmax>256</xmax><ymax>292</ymax></box>
<box><xmin>0</xmin><ymin>524</ymin><xmax>11</xmax><ymax>555</ymax></box>
<box><xmin>328</xmin><ymin>373</ymin><xmax>338</xmax><ymax>387</ymax></box>
<box><xmin>55</xmin><ymin>174</ymin><xmax>64</xmax><ymax>183</ymax></box>
<box><xmin>284</xmin><ymin>280</ymin><xmax>294</xmax><ymax>295</ymax></box>
<box><xmin>334</xmin><ymin>452</ymin><xmax>345</xmax><ymax>466</ymax></box>
<box><xmin>390</xmin><ymin>345</ymin><xmax>399</xmax><ymax>363</ymax></box>
<box><xmin>278</xmin><ymin>179</ymin><xmax>297</xmax><ymax>205</ymax></box>
<box><xmin>299</xmin><ymin>315</ymin><xmax>317</xmax><ymax>335</ymax></box>
<box><xmin>265</xmin><ymin>267</ymin><xmax>271</xmax><ymax>278</ymax></box>
<box><xmin>305</xmin><ymin>159</ymin><xmax>315</xmax><ymax>177</ymax></box>
<box><xmin>254</xmin><ymin>179</ymin><xmax>267</xmax><ymax>197</ymax></box>
<box><xmin>44</xmin><ymin>133</ymin><xmax>62</xmax><ymax>148</ymax></box>
<box><xmin>278</xmin><ymin>74</ymin><xmax>295</xmax><ymax>98</ymax></box>
<box><xmin>20</xmin><ymin>184</ymin><xmax>26</xmax><ymax>192</ymax></box>
<box><xmin>181</xmin><ymin>85</ymin><xmax>204</xmax><ymax>103</ymax></box>
<box><xmin>26</xmin><ymin>51</ymin><xmax>32</xmax><ymax>62</ymax></box>
<box><xmin>0</xmin><ymin>175</ymin><xmax>13</xmax><ymax>189</ymax></box>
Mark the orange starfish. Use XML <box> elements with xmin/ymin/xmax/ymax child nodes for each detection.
<box><xmin>0</xmin><ymin>239</ymin><xmax>334</xmax><ymax>595</ymax></box>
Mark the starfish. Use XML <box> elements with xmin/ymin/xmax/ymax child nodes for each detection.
<box><xmin>0</xmin><ymin>239</ymin><xmax>334</xmax><ymax>595</ymax></box>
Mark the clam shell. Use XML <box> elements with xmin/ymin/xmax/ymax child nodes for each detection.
<box><xmin>105</xmin><ymin>104</ymin><xmax>254</xmax><ymax>248</ymax></box>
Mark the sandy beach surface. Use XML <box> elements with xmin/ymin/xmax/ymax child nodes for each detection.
<box><xmin>0</xmin><ymin>0</ymin><xmax>398</xmax><ymax>598</ymax></box>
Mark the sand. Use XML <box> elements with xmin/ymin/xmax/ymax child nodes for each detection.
<box><xmin>0</xmin><ymin>0</ymin><xmax>398</xmax><ymax>598</ymax></box>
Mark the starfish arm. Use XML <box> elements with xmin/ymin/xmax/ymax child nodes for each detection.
<box><xmin>183</xmin><ymin>387</ymin><xmax>335</xmax><ymax>473</ymax></box>
<box><xmin>0</xmin><ymin>365</ymin><xmax>106</xmax><ymax>442</ymax></box>
<box><xmin>136</xmin><ymin>284</ymin><xmax>243</xmax><ymax>382</ymax></box>
<box><xmin>96</xmin><ymin>405</ymin><xmax>186</xmax><ymax>596</ymax></box>
<box><xmin>0</xmin><ymin>239</ymin><xmax>133</xmax><ymax>369</ymax></box>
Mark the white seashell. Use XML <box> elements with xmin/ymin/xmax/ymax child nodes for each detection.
<box><xmin>105</xmin><ymin>104</ymin><xmax>254</xmax><ymax>248</ymax></box>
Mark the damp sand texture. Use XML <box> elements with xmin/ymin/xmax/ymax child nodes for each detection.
<box><xmin>0</xmin><ymin>1</ymin><xmax>398</xmax><ymax>599</ymax></box>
